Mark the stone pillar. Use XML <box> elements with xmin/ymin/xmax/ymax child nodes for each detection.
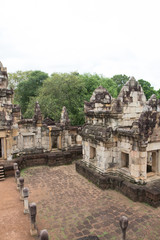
<box><xmin>15</xmin><ymin>170</ymin><xmax>20</xmax><ymax>190</ymax></box>
<box><xmin>3</xmin><ymin>136</ymin><xmax>7</xmax><ymax>159</ymax></box>
<box><xmin>19</xmin><ymin>177</ymin><xmax>24</xmax><ymax>200</ymax></box>
<box><xmin>23</xmin><ymin>187</ymin><xmax>29</xmax><ymax>214</ymax></box>
<box><xmin>13</xmin><ymin>163</ymin><xmax>18</xmax><ymax>182</ymax></box>
<box><xmin>49</xmin><ymin>127</ymin><xmax>52</xmax><ymax>151</ymax></box>
<box><xmin>152</xmin><ymin>152</ymin><xmax>157</xmax><ymax>173</ymax></box>
<box><xmin>29</xmin><ymin>202</ymin><xmax>38</xmax><ymax>236</ymax></box>
<box><xmin>119</xmin><ymin>216</ymin><xmax>128</xmax><ymax>240</ymax></box>
<box><xmin>58</xmin><ymin>135</ymin><xmax>62</xmax><ymax>150</ymax></box>
<box><xmin>40</xmin><ymin>229</ymin><xmax>49</xmax><ymax>240</ymax></box>
<box><xmin>157</xmin><ymin>150</ymin><xmax>160</xmax><ymax>174</ymax></box>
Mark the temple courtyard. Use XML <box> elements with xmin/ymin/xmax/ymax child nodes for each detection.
<box><xmin>1</xmin><ymin>163</ymin><xmax>160</xmax><ymax>240</ymax></box>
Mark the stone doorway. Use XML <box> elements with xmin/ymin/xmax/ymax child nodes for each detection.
<box><xmin>0</xmin><ymin>138</ymin><xmax>2</xmax><ymax>158</ymax></box>
<box><xmin>121</xmin><ymin>152</ymin><xmax>129</xmax><ymax>168</ymax></box>
<box><xmin>90</xmin><ymin>146</ymin><xmax>96</xmax><ymax>159</ymax></box>
<box><xmin>147</xmin><ymin>151</ymin><xmax>157</xmax><ymax>177</ymax></box>
<box><xmin>0</xmin><ymin>138</ymin><xmax>4</xmax><ymax>159</ymax></box>
<box><xmin>52</xmin><ymin>135</ymin><xmax>58</xmax><ymax>149</ymax></box>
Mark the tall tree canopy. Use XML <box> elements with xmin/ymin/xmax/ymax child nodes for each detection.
<box><xmin>33</xmin><ymin>72</ymin><xmax>86</xmax><ymax>125</ymax></box>
<box><xmin>8</xmin><ymin>70</ymin><xmax>32</xmax><ymax>89</ymax></box>
<box><xmin>111</xmin><ymin>74</ymin><xmax>129</xmax><ymax>94</ymax></box>
<box><xmin>25</xmin><ymin>73</ymin><xmax>118</xmax><ymax>125</ymax></box>
<box><xmin>138</xmin><ymin>79</ymin><xmax>157</xmax><ymax>100</ymax></box>
<box><xmin>15</xmin><ymin>71</ymin><xmax>48</xmax><ymax>114</ymax></box>
<box><xmin>79</xmin><ymin>73</ymin><xmax>118</xmax><ymax>99</ymax></box>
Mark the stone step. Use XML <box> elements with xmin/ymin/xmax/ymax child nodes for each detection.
<box><xmin>0</xmin><ymin>175</ymin><xmax>5</xmax><ymax>179</ymax></box>
<box><xmin>0</xmin><ymin>177</ymin><xmax>5</xmax><ymax>181</ymax></box>
<box><xmin>0</xmin><ymin>166</ymin><xmax>5</xmax><ymax>180</ymax></box>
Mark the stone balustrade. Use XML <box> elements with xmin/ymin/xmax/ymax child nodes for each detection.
<box><xmin>13</xmin><ymin>162</ymin><xmax>18</xmax><ymax>181</ymax></box>
<box><xmin>40</xmin><ymin>229</ymin><xmax>49</xmax><ymax>240</ymax></box>
<box><xmin>19</xmin><ymin>177</ymin><xmax>24</xmax><ymax>200</ymax></box>
<box><xmin>29</xmin><ymin>202</ymin><xmax>38</xmax><ymax>236</ymax></box>
<box><xmin>120</xmin><ymin>216</ymin><xmax>129</xmax><ymax>240</ymax></box>
<box><xmin>23</xmin><ymin>187</ymin><xmax>29</xmax><ymax>214</ymax></box>
<box><xmin>15</xmin><ymin>169</ymin><xmax>20</xmax><ymax>190</ymax></box>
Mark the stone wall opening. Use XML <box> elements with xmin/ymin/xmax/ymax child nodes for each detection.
<box><xmin>52</xmin><ymin>135</ymin><xmax>58</xmax><ymax>149</ymax></box>
<box><xmin>0</xmin><ymin>138</ymin><xmax>2</xmax><ymax>158</ymax></box>
<box><xmin>90</xmin><ymin>146</ymin><xmax>96</xmax><ymax>159</ymax></box>
<box><xmin>147</xmin><ymin>151</ymin><xmax>157</xmax><ymax>175</ymax></box>
<box><xmin>121</xmin><ymin>152</ymin><xmax>129</xmax><ymax>168</ymax></box>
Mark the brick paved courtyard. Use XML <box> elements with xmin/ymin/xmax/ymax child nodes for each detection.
<box><xmin>22</xmin><ymin>163</ymin><xmax>160</xmax><ymax>240</ymax></box>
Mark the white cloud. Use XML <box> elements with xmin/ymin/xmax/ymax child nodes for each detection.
<box><xmin>0</xmin><ymin>0</ymin><xmax>160</xmax><ymax>89</ymax></box>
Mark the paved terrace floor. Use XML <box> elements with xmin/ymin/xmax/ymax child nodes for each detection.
<box><xmin>1</xmin><ymin>163</ymin><xmax>160</xmax><ymax>240</ymax></box>
<box><xmin>23</xmin><ymin>163</ymin><xmax>160</xmax><ymax>240</ymax></box>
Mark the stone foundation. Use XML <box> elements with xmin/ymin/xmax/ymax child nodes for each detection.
<box><xmin>76</xmin><ymin>160</ymin><xmax>160</xmax><ymax>208</ymax></box>
<box><xmin>3</xmin><ymin>146</ymin><xmax>82</xmax><ymax>176</ymax></box>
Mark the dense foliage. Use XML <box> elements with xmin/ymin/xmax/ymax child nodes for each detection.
<box><xmin>14</xmin><ymin>71</ymin><xmax>48</xmax><ymax>114</ymax></box>
<box><xmin>8</xmin><ymin>71</ymin><xmax>160</xmax><ymax>125</ymax></box>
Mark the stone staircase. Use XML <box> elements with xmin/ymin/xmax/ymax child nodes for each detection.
<box><xmin>0</xmin><ymin>165</ymin><xmax>5</xmax><ymax>181</ymax></box>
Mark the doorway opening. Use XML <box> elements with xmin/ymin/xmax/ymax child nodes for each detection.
<box><xmin>52</xmin><ymin>135</ymin><xmax>58</xmax><ymax>149</ymax></box>
<box><xmin>121</xmin><ymin>152</ymin><xmax>129</xmax><ymax>168</ymax></box>
<box><xmin>147</xmin><ymin>152</ymin><xmax>157</xmax><ymax>176</ymax></box>
<box><xmin>0</xmin><ymin>138</ymin><xmax>2</xmax><ymax>158</ymax></box>
<box><xmin>90</xmin><ymin>146</ymin><xmax>96</xmax><ymax>159</ymax></box>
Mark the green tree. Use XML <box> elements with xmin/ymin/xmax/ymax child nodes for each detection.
<box><xmin>31</xmin><ymin>72</ymin><xmax>87</xmax><ymax>125</ymax></box>
<box><xmin>138</xmin><ymin>79</ymin><xmax>157</xmax><ymax>100</ymax></box>
<box><xmin>8</xmin><ymin>70</ymin><xmax>32</xmax><ymax>89</ymax></box>
<box><xmin>79</xmin><ymin>73</ymin><xmax>118</xmax><ymax>100</ymax></box>
<box><xmin>25</xmin><ymin>72</ymin><xmax>119</xmax><ymax>124</ymax></box>
<box><xmin>111</xmin><ymin>74</ymin><xmax>129</xmax><ymax>95</ymax></box>
<box><xmin>99</xmin><ymin>77</ymin><xmax>118</xmax><ymax>98</ymax></box>
<box><xmin>15</xmin><ymin>71</ymin><xmax>48</xmax><ymax>114</ymax></box>
<box><xmin>156</xmin><ymin>89</ymin><xmax>160</xmax><ymax>99</ymax></box>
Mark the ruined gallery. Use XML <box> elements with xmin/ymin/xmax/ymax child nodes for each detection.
<box><xmin>0</xmin><ymin>61</ymin><xmax>82</xmax><ymax>172</ymax></box>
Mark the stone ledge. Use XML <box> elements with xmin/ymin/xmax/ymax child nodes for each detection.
<box><xmin>75</xmin><ymin>160</ymin><xmax>160</xmax><ymax>208</ymax></box>
<box><xmin>3</xmin><ymin>146</ymin><xmax>82</xmax><ymax>177</ymax></box>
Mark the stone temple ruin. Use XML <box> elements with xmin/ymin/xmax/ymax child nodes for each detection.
<box><xmin>1</xmin><ymin>61</ymin><xmax>160</xmax><ymax>206</ymax></box>
<box><xmin>78</xmin><ymin>77</ymin><xmax>160</xmax><ymax>184</ymax></box>
<box><xmin>0</xmin><ymin>62</ymin><xmax>82</xmax><ymax>172</ymax></box>
<box><xmin>75</xmin><ymin>77</ymin><xmax>160</xmax><ymax>206</ymax></box>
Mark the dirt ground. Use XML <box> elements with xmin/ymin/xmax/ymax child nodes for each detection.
<box><xmin>0</xmin><ymin>177</ymin><xmax>34</xmax><ymax>240</ymax></box>
<box><xmin>1</xmin><ymin>163</ymin><xmax>160</xmax><ymax>240</ymax></box>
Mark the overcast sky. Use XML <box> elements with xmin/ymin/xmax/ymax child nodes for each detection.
<box><xmin>0</xmin><ymin>0</ymin><xmax>160</xmax><ymax>89</ymax></box>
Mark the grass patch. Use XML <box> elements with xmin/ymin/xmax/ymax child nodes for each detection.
<box><xmin>20</xmin><ymin>167</ymin><xmax>31</xmax><ymax>177</ymax></box>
